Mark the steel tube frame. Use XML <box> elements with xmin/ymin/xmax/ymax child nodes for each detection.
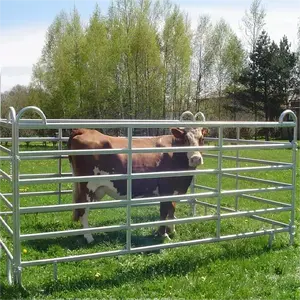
<box><xmin>0</xmin><ymin>106</ymin><xmax>297</xmax><ymax>287</ymax></box>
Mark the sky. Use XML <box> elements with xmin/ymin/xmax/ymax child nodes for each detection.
<box><xmin>0</xmin><ymin>0</ymin><xmax>299</xmax><ymax>92</ymax></box>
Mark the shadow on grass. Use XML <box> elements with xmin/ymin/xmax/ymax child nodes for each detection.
<box><xmin>38</xmin><ymin>240</ymin><xmax>290</xmax><ymax>295</ymax></box>
<box><xmin>23</xmin><ymin>212</ymin><xmax>160</xmax><ymax>252</ymax></box>
<box><xmin>23</xmin><ymin>229</ymin><xmax>163</xmax><ymax>252</ymax></box>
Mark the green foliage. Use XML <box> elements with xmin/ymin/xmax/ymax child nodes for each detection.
<box><xmin>236</xmin><ymin>31</ymin><xmax>297</xmax><ymax>138</ymax></box>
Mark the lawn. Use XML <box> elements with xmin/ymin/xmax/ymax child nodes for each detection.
<box><xmin>0</xmin><ymin>142</ymin><xmax>299</xmax><ymax>299</ymax></box>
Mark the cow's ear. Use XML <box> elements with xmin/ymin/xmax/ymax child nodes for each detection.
<box><xmin>171</xmin><ymin>128</ymin><xmax>185</xmax><ymax>139</ymax></box>
<box><xmin>202</xmin><ymin>128</ymin><xmax>208</xmax><ymax>136</ymax></box>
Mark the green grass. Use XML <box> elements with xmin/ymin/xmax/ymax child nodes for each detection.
<box><xmin>0</xmin><ymin>143</ymin><xmax>299</xmax><ymax>299</ymax></box>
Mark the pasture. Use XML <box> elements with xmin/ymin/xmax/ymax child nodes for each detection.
<box><xmin>0</xmin><ymin>143</ymin><xmax>299</xmax><ymax>299</ymax></box>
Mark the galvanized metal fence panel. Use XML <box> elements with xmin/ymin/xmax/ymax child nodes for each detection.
<box><xmin>0</xmin><ymin>106</ymin><xmax>297</xmax><ymax>286</ymax></box>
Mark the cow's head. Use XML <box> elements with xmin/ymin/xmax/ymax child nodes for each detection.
<box><xmin>171</xmin><ymin>127</ymin><xmax>207</xmax><ymax>168</ymax></box>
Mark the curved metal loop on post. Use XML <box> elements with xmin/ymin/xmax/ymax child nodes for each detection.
<box><xmin>16</xmin><ymin>106</ymin><xmax>47</xmax><ymax>124</ymax></box>
<box><xmin>7</xmin><ymin>107</ymin><xmax>16</xmax><ymax>124</ymax></box>
<box><xmin>180</xmin><ymin>111</ymin><xmax>195</xmax><ymax>121</ymax></box>
<box><xmin>194</xmin><ymin>111</ymin><xmax>206</xmax><ymax>122</ymax></box>
<box><xmin>279</xmin><ymin>109</ymin><xmax>297</xmax><ymax>123</ymax></box>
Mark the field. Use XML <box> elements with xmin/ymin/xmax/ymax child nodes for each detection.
<box><xmin>0</xmin><ymin>143</ymin><xmax>299</xmax><ymax>299</ymax></box>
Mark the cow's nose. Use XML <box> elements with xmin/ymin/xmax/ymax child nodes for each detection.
<box><xmin>190</xmin><ymin>155</ymin><xmax>202</xmax><ymax>166</ymax></box>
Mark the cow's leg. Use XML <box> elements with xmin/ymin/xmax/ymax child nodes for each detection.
<box><xmin>158</xmin><ymin>202</ymin><xmax>172</xmax><ymax>240</ymax></box>
<box><xmin>73</xmin><ymin>182</ymin><xmax>95</xmax><ymax>244</ymax></box>
<box><xmin>167</xmin><ymin>201</ymin><xmax>176</xmax><ymax>235</ymax></box>
<box><xmin>79</xmin><ymin>207</ymin><xmax>94</xmax><ymax>244</ymax></box>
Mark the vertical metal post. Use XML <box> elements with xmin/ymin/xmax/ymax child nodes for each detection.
<box><xmin>190</xmin><ymin>177</ymin><xmax>196</xmax><ymax>216</ymax></box>
<box><xmin>10</xmin><ymin>108</ymin><xmax>22</xmax><ymax>285</ymax></box>
<box><xmin>7</xmin><ymin>258</ymin><xmax>12</xmax><ymax>285</ymax></box>
<box><xmin>289</xmin><ymin>124</ymin><xmax>297</xmax><ymax>245</ymax></box>
<box><xmin>235</xmin><ymin>127</ymin><xmax>240</xmax><ymax>211</ymax></box>
<box><xmin>216</xmin><ymin>127</ymin><xmax>223</xmax><ymax>239</ymax></box>
<box><xmin>58</xmin><ymin>129</ymin><xmax>62</xmax><ymax>204</ymax></box>
<box><xmin>126</xmin><ymin>127</ymin><xmax>133</xmax><ymax>251</ymax></box>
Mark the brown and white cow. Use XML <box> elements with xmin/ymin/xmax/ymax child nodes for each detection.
<box><xmin>68</xmin><ymin>127</ymin><xmax>206</xmax><ymax>243</ymax></box>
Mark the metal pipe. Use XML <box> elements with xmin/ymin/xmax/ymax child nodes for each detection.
<box><xmin>235</xmin><ymin>128</ymin><xmax>240</xmax><ymax>211</ymax></box>
<box><xmin>0</xmin><ymin>169</ymin><xmax>12</xmax><ymax>181</ymax></box>
<box><xmin>0</xmin><ymin>144</ymin><xmax>11</xmax><ymax>154</ymax></box>
<box><xmin>18</xmin><ymin>185</ymin><xmax>292</xmax><ymax>215</ymax></box>
<box><xmin>10</xmin><ymin>107</ymin><xmax>22</xmax><ymax>285</ymax></box>
<box><xmin>126</xmin><ymin>127</ymin><xmax>133</xmax><ymax>251</ymax></box>
<box><xmin>216</xmin><ymin>127</ymin><xmax>223</xmax><ymax>238</ymax></box>
<box><xmin>0</xmin><ymin>239</ymin><xmax>13</xmax><ymax>260</ymax></box>
<box><xmin>223</xmin><ymin>173</ymin><xmax>292</xmax><ymax>187</ymax></box>
<box><xmin>21</xmin><ymin>227</ymin><xmax>289</xmax><ymax>267</ymax></box>
<box><xmin>18</xmin><ymin>142</ymin><xmax>293</xmax><ymax>158</ymax></box>
<box><xmin>0</xmin><ymin>216</ymin><xmax>13</xmax><ymax>235</ymax></box>
<box><xmin>0</xmin><ymin>193</ymin><xmax>13</xmax><ymax>209</ymax></box>
<box><xmin>241</xmin><ymin>194</ymin><xmax>291</xmax><ymax>208</ymax></box>
<box><xmin>204</xmin><ymin>153</ymin><xmax>291</xmax><ymax>166</ymax></box>
<box><xmin>16</xmin><ymin>119</ymin><xmax>296</xmax><ymax>130</ymax></box>
<box><xmin>19</xmin><ymin>207</ymin><xmax>289</xmax><ymax>241</ymax></box>
<box><xmin>57</xmin><ymin>129</ymin><xmax>62</xmax><ymax>204</ymax></box>
<box><xmin>18</xmin><ymin>164</ymin><xmax>293</xmax><ymax>185</ymax></box>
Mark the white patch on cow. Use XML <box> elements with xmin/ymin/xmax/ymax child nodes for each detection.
<box><xmin>79</xmin><ymin>209</ymin><xmax>94</xmax><ymax>244</ymax></box>
<box><xmin>153</xmin><ymin>187</ymin><xmax>160</xmax><ymax>196</ymax></box>
<box><xmin>185</xmin><ymin>130</ymin><xmax>203</xmax><ymax>167</ymax></box>
<box><xmin>86</xmin><ymin>194</ymin><xmax>91</xmax><ymax>202</ymax></box>
<box><xmin>87</xmin><ymin>167</ymin><xmax>124</xmax><ymax>200</ymax></box>
<box><xmin>168</xmin><ymin>190</ymin><xmax>178</xmax><ymax>234</ymax></box>
<box><xmin>162</xmin><ymin>232</ymin><xmax>171</xmax><ymax>240</ymax></box>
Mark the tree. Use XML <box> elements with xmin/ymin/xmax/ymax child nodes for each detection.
<box><xmin>241</xmin><ymin>0</ymin><xmax>266</xmax><ymax>53</ymax></box>
<box><xmin>191</xmin><ymin>15</ymin><xmax>214</xmax><ymax>111</ymax></box>
<box><xmin>162</xmin><ymin>5</ymin><xmax>192</xmax><ymax>118</ymax></box>
<box><xmin>237</xmin><ymin>31</ymin><xmax>297</xmax><ymax>140</ymax></box>
<box><xmin>211</xmin><ymin>19</ymin><xmax>244</xmax><ymax>119</ymax></box>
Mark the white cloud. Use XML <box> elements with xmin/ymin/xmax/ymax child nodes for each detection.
<box><xmin>180</xmin><ymin>2</ymin><xmax>299</xmax><ymax>49</ymax></box>
<box><xmin>0</xmin><ymin>25</ymin><xmax>47</xmax><ymax>92</ymax></box>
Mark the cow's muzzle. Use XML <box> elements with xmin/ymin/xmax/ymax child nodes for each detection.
<box><xmin>189</xmin><ymin>153</ymin><xmax>203</xmax><ymax>167</ymax></box>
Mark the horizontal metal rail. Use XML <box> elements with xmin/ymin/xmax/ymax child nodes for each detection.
<box><xmin>18</xmin><ymin>143</ymin><xmax>293</xmax><ymax>158</ymax></box>
<box><xmin>0</xmin><ymin>211</ymin><xmax>13</xmax><ymax>216</ymax></box>
<box><xmin>21</xmin><ymin>227</ymin><xmax>289</xmax><ymax>267</ymax></box>
<box><xmin>0</xmin><ymin>156</ymin><xmax>12</xmax><ymax>161</ymax></box>
<box><xmin>194</xmin><ymin>184</ymin><xmax>217</xmax><ymax>192</ymax></box>
<box><xmin>241</xmin><ymin>194</ymin><xmax>291</xmax><ymax>208</ymax></box>
<box><xmin>205</xmin><ymin>137</ymin><xmax>293</xmax><ymax>145</ymax></box>
<box><xmin>194</xmin><ymin>200</ymin><xmax>289</xmax><ymax>227</ymax></box>
<box><xmin>19</xmin><ymin>206</ymin><xmax>289</xmax><ymax>242</ymax></box>
<box><xmin>4</xmin><ymin>190</ymin><xmax>72</xmax><ymax>198</ymax></box>
<box><xmin>18</xmin><ymin>164</ymin><xmax>293</xmax><ymax>185</ymax></box>
<box><xmin>0</xmin><ymin>239</ymin><xmax>13</xmax><ymax>260</ymax></box>
<box><xmin>204</xmin><ymin>153</ymin><xmax>291</xmax><ymax>166</ymax></box>
<box><xmin>14</xmin><ymin>119</ymin><xmax>297</xmax><ymax>130</ymax></box>
<box><xmin>223</xmin><ymin>173</ymin><xmax>292</xmax><ymax>187</ymax></box>
<box><xmin>0</xmin><ymin>217</ymin><xmax>13</xmax><ymax>236</ymax></box>
<box><xmin>18</xmin><ymin>186</ymin><xmax>292</xmax><ymax>215</ymax></box>
<box><xmin>0</xmin><ymin>136</ymin><xmax>293</xmax><ymax>146</ymax></box>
